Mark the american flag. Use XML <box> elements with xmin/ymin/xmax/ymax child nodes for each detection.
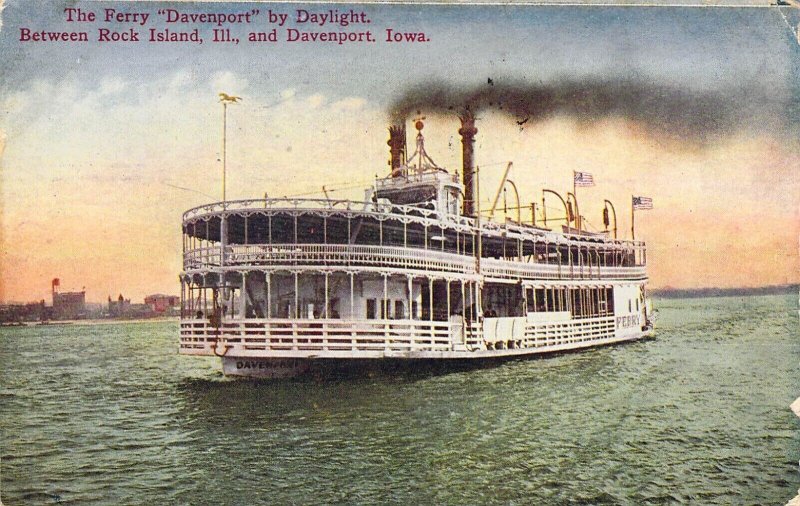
<box><xmin>573</xmin><ymin>171</ymin><xmax>595</xmax><ymax>187</ymax></box>
<box><xmin>632</xmin><ymin>196</ymin><xmax>653</xmax><ymax>210</ymax></box>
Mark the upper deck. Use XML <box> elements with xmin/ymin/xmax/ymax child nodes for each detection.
<box><xmin>181</xmin><ymin>197</ymin><xmax>647</xmax><ymax>282</ymax></box>
<box><xmin>181</xmin><ymin>117</ymin><xmax>648</xmax><ymax>283</ymax></box>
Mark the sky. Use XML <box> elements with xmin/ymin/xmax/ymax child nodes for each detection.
<box><xmin>1</xmin><ymin>1</ymin><xmax>799</xmax><ymax>303</ymax></box>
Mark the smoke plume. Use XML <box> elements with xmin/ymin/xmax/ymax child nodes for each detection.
<box><xmin>390</xmin><ymin>78</ymin><xmax>770</xmax><ymax>143</ymax></box>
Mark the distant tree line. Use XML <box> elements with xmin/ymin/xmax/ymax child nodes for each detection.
<box><xmin>651</xmin><ymin>284</ymin><xmax>799</xmax><ymax>299</ymax></box>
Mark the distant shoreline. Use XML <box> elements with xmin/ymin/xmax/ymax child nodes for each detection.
<box><xmin>1</xmin><ymin>316</ymin><xmax>180</xmax><ymax>327</ymax></box>
<box><xmin>651</xmin><ymin>284</ymin><xmax>798</xmax><ymax>299</ymax></box>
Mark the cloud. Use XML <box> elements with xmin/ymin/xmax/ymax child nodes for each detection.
<box><xmin>211</xmin><ymin>71</ymin><xmax>249</xmax><ymax>95</ymax></box>
<box><xmin>1</xmin><ymin>69</ymin><xmax>798</xmax><ymax>301</ymax></box>
<box><xmin>306</xmin><ymin>94</ymin><xmax>325</xmax><ymax>109</ymax></box>
<box><xmin>0</xmin><ymin>70</ymin><xmax>390</xmax><ymax>301</ymax></box>
<box><xmin>98</xmin><ymin>77</ymin><xmax>127</xmax><ymax>96</ymax></box>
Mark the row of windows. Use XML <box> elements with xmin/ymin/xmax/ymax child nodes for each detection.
<box><xmin>184</xmin><ymin>214</ymin><xmax>644</xmax><ymax>267</ymax></box>
<box><xmin>526</xmin><ymin>287</ymin><xmax>614</xmax><ymax>319</ymax></box>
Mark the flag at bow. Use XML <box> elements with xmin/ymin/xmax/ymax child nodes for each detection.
<box><xmin>573</xmin><ymin>171</ymin><xmax>595</xmax><ymax>187</ymax></box>
<box><xmin>632</xmin><ymin>196</ymin><xmax>653</xmax><ymax>210</ymax></box>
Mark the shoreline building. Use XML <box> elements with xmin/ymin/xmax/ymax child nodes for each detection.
<box><xmin>144</xmin><ymin>294</ymin><xmax>180</xmax><ymax>315</ymax></box>
<box><xmin>51</xmin><ymin>278</ymin><xmax>86</xmax><ymax>320</ymax></box>
<box><xmin>108</xmin><ymin>294</ymin><xmax>156</xmax><ymax>318</ymax></box>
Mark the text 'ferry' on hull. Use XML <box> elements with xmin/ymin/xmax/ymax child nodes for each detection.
<box><xmin>179</xmin><ymin>113</ymin><xmax>654</xmax><ymax>378</ymax></box>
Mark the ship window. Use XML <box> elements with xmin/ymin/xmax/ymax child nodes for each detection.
<box><xmin>570</xmin><ymin>288</ymin><xmax>580</xmax><ymax>318</ymax></box>
<box><xmin>411</xmin><ymin>301</ymin><xmax>418</xmax><ymax>320</ymax></box>
<box><xmin>395</xmin><ymin>301</ymin><xmax>405</xmax><ymax>320</ymax></box>
<box><xmin>366</xmin><ymin>299</ymin><xmax>376</xmax><ymax>319</ymax></box>
<box><xmin>636</xmin><ymin>299</ymin><xmax>639</xmax><ymax>311</ymax></box>
<box><xmin>534</xmin><ymin>288</ymin><xmax>545</xmax><ymax>312</ymax></box>
<box><xmin>628</xmin><ymin>300</ymin><xmax>632</xmax><ymax>313</ymax></box>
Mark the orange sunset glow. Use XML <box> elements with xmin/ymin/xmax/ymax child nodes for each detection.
<box><xmin>1</xmin><ymin>93</ymin><xmax>798</xmax><ymax>304</ymax></box>
<box><xmin>2</xmin><ymin>3</ymin><xmax>799</xmax><ymax>304</ymax></box>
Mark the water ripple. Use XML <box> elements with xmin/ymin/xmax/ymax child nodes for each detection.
<box><xmin>0</xmin><ymin>296</ymin><xmax>798</xmax><ymax>504</ymax></box>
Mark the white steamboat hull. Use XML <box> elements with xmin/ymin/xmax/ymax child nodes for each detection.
<box><xmin>216</xmin><ymin>330</ymin><xmax>652</xmax><ymax>378</ymax></box>
<box><xmin>183</xmin><ymin>317</ymin><xmax>654</xmax><ymax>378</ymax></box>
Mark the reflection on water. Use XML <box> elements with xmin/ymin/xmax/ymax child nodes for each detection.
<box><xmin>1</xmin><ymin>295</ymin><xmax>798</xmax><ymax>505</ymax></box>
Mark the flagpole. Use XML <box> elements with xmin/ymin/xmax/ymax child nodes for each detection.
<box><xmin>222</xmin><ymin>100</ymin><xmax>227</xmax><ymax>204</ymax></box>
<box><xmin>631</xmin><ymin>195</ymin><xmax>635</xmax><ymax>240</ymax></box>
<box><xmin>573</xmin><ymin>171</ymin><xmax>577</xmax><ymax>231</ymax></box>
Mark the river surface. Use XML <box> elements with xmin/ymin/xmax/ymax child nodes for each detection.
<box><xmin>1</xmin><ymin>294</ymin><xmax>798</xmax><ymax>505</ymax></box>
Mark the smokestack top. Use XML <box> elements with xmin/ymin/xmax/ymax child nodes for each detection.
<box><xmin>458</xmin><ymin>110</ymin><xmax>478</xmax><ymax>138</ymax></box>
<box><xmin>387</xmin><ymin>123</ymin><xmax>407</xmax><ymax>176</ymax></box>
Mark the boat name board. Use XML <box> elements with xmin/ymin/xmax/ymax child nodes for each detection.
<box><xmin>616</xmin><ymin>314</ymin><xmax>640</xmax><ymax>329</ymax></box>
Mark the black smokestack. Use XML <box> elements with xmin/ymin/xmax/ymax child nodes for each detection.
<box><xmin>459</xmin><ymin>110</ymin><xmax>478</xmax><ymax>216</ymax></box>
<box><xmin>387</xmin><ymin>124</ymin><xmax>406</xmax><ymax>177</ymax></box>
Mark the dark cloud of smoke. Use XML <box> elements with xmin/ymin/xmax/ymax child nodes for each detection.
<box><xmin>389</xmin><ymin>78</ymin><xmax>774</xmax><ymax>144</ymax></box>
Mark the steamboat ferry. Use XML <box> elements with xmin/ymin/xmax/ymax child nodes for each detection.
<box><xmin>179</xmin><ymin>114</ymin><xmax>654</xmax><ymax>378</ymax></box>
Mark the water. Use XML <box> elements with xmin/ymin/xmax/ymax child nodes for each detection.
<box><xmin>1</xmin><ymin>294</ymin><xmax>798</xmax><ymax>505</ymax></box>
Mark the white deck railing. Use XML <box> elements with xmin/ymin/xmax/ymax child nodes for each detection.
<box><xmin>182</xmin><ymin>197</ymin><xmax>475</xmax><ymax>228</ymax></box>
<box><xmin>179</xmin><ymin>318</ymin><xmax>456</xmax><ymax>355</ymax></box>
<box><xmin>183</xmin><ymin>244</ymin><xmax>647</xmax><ymax>280</ymax></box>
<box><xmin>179</xmin><ymin>315</ymin><xmax>622</xmax><ymax>358</ymax></box>
<box><xmin>525</xmin><ymin>316</ymin><xmax>616</xmax><ymax>348</ymax></box>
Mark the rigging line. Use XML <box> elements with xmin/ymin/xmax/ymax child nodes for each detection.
<box><xmin>777</xmin><ymin>6</ymin><xmax>799</xmax><ymax>42</ymax></box>
<box><xmin>476</xmin><ymin>160</ymin><xmax>514</xmax><ymax>168</ymax></box>
<box><xmin>163</xmin><ymin>182</ymin><xmax>216</xmax><ymax>200</ymax></box>
<box><xmin>282</xmin><ymin>179</ymin><xmax>376</xmax><ymax>198</ymax></box>
<box><xmin>580</xmin><ymin>217</ymin><xmax>600</xmax><ymax>233</ymax></box>
<box><xmin>285</xmin><ymin>186</ymin><xmax>363</xmax><ymax>198</ymax></box>
<box><xmin>542</xmin><ymin>204</ymin><xmax>569</xmax><ymax>213</ymax></box>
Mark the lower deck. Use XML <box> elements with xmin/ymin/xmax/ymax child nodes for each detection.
<box><xmin>179</xmin><ymin>313</ymin><xmax>653</xmax><ymax>360</ymax></box>
<box><xmin>195</xmin><ymin>322</ymin><xmax>654</xmax><ymax>378</ymax></box>
<box><xmin>179</xmin><ymin>270</ymin><xmax>652</xmax><ymax>376</ymax></box>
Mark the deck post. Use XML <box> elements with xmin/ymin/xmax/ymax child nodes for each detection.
<box><xmin>187</xmin><ymin>279</ymin><xmax>192</xmax><ymax>315</ymax></box>
<box><xmin>446</xmin><ymin>279</ymin><xmax>451</xmax><ymax>318</ymax></box>
<box><xmin>240</xmin><ymin>271</ymin><xmax>248</xmax><ymax>318</ymax></box>
<box><xmin>461</xmin><ymin>280</ymin><xmax>466</xmax><ymax>344</ymax></box>
<box><xmin>383</xmin><ymin>273</ymin><xmax>388</xmax><ymax>319</ymax></box>
<box><xmin>266</xmin><ymin>271</ymin><xmax>271</xmax><ymax>319</ymax></box>
<box><xmin>407</xmin><ymin>275</ymin><xmax>413</xmax><ymax>320</ymax></box>
<box><xmin>294</xmin><ymin>272</ymin><xmax>299</xmax><ymax>319</ymax></box>
<box><xmin>324</xmin><ymin>272</ymin><xmax>329</xmax><ymax>318</ymax></box>
<box><xmin>202</xmin><ymin>273</ymin><xmax>208</xmax><ymax>316</ymax></box>
<box><xmin>349</xmin><ymin>272</ymin><xmax>355</xmax><ymax>319</ymax></box>
<box><xmin>429</xmin><ymin>278</ymin><xmax>434</xmax><ymax>322</ymax></box>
